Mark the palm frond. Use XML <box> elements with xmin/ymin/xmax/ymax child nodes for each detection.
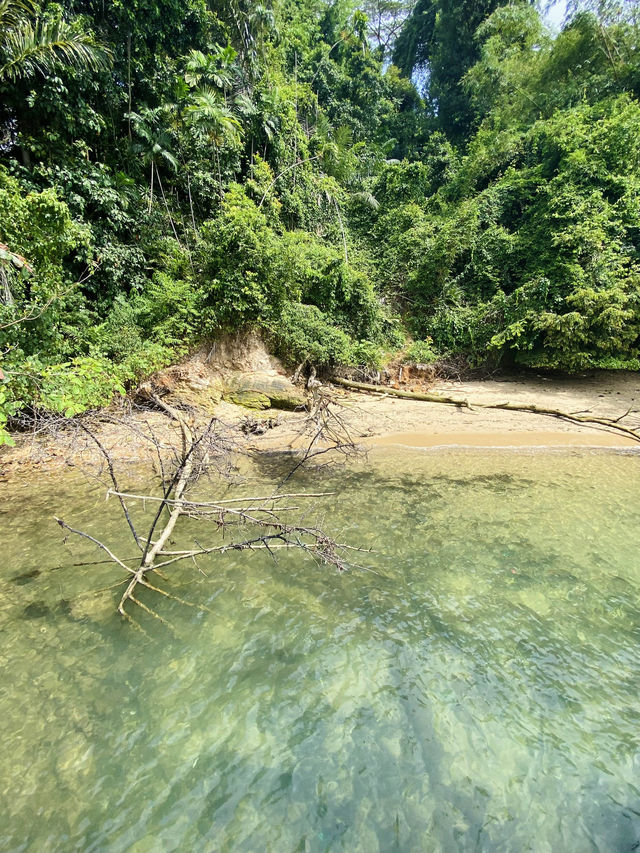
<box><xmin>334</xmin><ymin>124</ymin><xmax>353</xmax><ymax>151</ymax></box>
<box><xmin>0</xmin><ymin>0</ymin><xmax>35</xmax><ymax>30</ymax></box>
<box><xmin>0</xmin><ymin>18</ymin><xmax>112</xmax><ymax>82</ymax></box>
<box><xmin>351</xmin><ymin>191</ymin><xmax>380</xmax><ymax>211</ymax></box>
<box><xmin>233</xmin><ymin>91</ymin><xmax>257</xmax><ymax>116</ymax></box>
<box><xmin>189</xmin><ymin>85</ymin><xmax>225</xmax><ymax>111</ymax></box>
<box><xmin>186</xmin><ymin>90</ymin><xmax>243</xmax><ymax>147</ymax></box>
<box><xmin>159</xmin><ymin>148</ymin><xmax>178</xmax><ymax>171</ymax></box>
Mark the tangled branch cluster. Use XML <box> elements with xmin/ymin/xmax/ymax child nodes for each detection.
<box><xmin>56</xmin><ymin>389</ymin><xmax>366</xmax><ymax>628</ymax></box>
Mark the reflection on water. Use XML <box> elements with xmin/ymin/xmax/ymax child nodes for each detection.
<box><xmin>2</xmin><ymin>448</ymin><xmax>640</xmax><ymax>851</ymax></box>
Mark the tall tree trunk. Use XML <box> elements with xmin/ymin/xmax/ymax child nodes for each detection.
<box><xmin>127</xmin><ymin>32</ymin><xmax>133</xmax><ymax>141</ymax></box>
<box><xmin>149</xmin><ymin>161</ymin><xmax>154</xmax><ymax>213</ymax></box>
<box><xmin>187</xmin><ymin>172</ymin><xmax>197</xmax><ymax>234</ymax></box>
<box><xmin>215</xmin><ymin>147</ymin><xmax>223</xmax><ymax>200</ymax></box>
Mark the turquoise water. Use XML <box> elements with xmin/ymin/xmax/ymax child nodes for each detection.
<box><xmin>1</xmin><ymin>448</ymin><xmax>640</xmax><ymax>851</ymax></box>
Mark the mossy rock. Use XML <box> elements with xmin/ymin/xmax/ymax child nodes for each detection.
<box><xmin>223</xmin><ymin>389</ymin><xmax>271</xmax><ymax>409</ymax></box>
<box><xmin>264</xmin><ymin>390</ymin><xmax>306</xmax><ymax>410</ymax></box>
<box><xmin>171</xmin><ymin>386</ymin><xmax>222</xmax><ymax>413</ymax></box>
<box><xmin>223</xmin><ymin>373</ymin><xmax>306</xmax><ymax>410</ymax></box>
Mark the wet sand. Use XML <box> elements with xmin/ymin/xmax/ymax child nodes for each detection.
<box><xmin>250</xmin><ymin>427</ymin><xmax>638</xmax><ymax>454</ymax></box>
<box><xmin>367</xmin><ymin>430</ymin><xmax>638</xmax><ymax>448</ymax></box>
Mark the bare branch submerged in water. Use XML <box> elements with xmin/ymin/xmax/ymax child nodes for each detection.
<box><xmin>281</xmin><ymin>381</ymin><xmax>367</xmax><ymax>484</ymax></box>
<box><xmin>55</xmin><ymin>386</ymin><xmax>366</xmax><ymax>626</ymax></box>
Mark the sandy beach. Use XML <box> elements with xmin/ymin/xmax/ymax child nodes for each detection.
<box><xmin>2</xmin><ymin>370</ymin><xmax>640</xmax><ymax>477</ymax></box>
<box><xmin>328</xmin><ymin>371</ymin><xmax>640</xmax><ymax>449</ymax></box>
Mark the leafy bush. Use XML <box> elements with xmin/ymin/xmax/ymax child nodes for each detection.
<box><xmin>267</xmin><ymin>303</ymin><xmax>355</xmax><ymax>368</ymax></box>
<box><xmin>0</xmin><ymin>386</ymin><xmax>17</xmax><ymax>446</ymax></box>
<box><xmin>404</xmin><ymin>338</ymin><xmax>439</xmax><ymax>364</ymax></box>
<box><xmin>371</xmin><ymin>95</ymin><xmax>640</xmax><ymax>370</ymax></box>
<box><xmin>4</xmin><ymin>356</ymin><xmax>126</xmax><ymax>418</ymax></box>
<box><xmin>267</xmin><ymin>302</ymin><xmax>387</xmax><ymax>370</ymax></box>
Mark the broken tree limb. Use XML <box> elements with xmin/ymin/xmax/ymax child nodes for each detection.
<box><xmin>331</xmin><ymin>377</ymin><xmax>640</xmax><ymax>444</ymax></box>
<box><xmin>117</xmin><ymin>392</ymin><xmax>200</xmax><ymax>617</ymax></box>
<box><xmin>485</xmin><ymin>401</ymin><xmax>640</xmax><ymax>442</ymax></box>
<box><xmin>56</xmin><ymin>389</ymin><xmax>366</xmax><ymax>626</ymax></box>
<box><xmin>332</xmin><ymin>377</ymin><xmax>473</xmax><ymax>407</ymax></box>
<box><xmin>55</xmin><ymin>518</ymin><xmax>137</xmax><ymax>576</ymax></box>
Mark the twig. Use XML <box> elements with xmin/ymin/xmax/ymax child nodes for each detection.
<box><xmin>76</xmin><ymin>422</ymin><xmax>142</xmax><ymax>549</ymax></box>
<box><xmin>55</xmin><ymin>518</ymin><xmax>136</xmax><ymax>575</ymax></box>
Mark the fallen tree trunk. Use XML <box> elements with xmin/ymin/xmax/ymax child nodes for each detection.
<box><xmin>333</xmin><ymin>378</ymin><xmax>472</xmax><ymax>407</ymax></box>
<box><xmin>331</xmin><ymin>377</ymin><xmax>640</xmax><ymax>444</ymax></box>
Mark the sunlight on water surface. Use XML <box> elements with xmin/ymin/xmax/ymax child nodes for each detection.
<box><xmin>1</xmin><ymin>448</ymin><xmax>640</xmax><ymax>852</ymax></box>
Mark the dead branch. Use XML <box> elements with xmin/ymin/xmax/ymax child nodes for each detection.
<box><xmin>331</xmin><ymin>377</ymin><xmax>640</xmax><ymax>443</ymax></box>
<box><xmin>55</xmin><ymin>518</ymin><xmax>137</xmax><ymax>576</ymax></box>
<box><xmin>281</xmin><ymin>384</ymin><xmax>367</xmax><ymax>484</ymax></box>
<box><xmin>55</xmin><ymin>387</ymin><xmax>365</xmax><ymax>627</ymax></box>
<box><xmin>75</xmin><ymin>422</ymin><xmax>143</xmax><ymax>549</ymax></box>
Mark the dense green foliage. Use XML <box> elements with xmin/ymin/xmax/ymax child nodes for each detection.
<box><xmin>1</xmin><ymin>0</ymin><xmax>640</xmax><ymax>440</ymax></box>
<box><xmin>375</xmin><ymin>2</ymin><xmax>640</xmax><ymax>368</ymax></box>
<box><xmin>392</xmin><ymin>0</ymin><xmax>503</xmax><ymax>139</ymax></box>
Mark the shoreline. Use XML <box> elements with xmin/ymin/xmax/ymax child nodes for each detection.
<box><xmin>2</xmin><ymin>370</ymin><xmax>640</xmax><ymax>475</ymax></box>
<box><xmin>366</xmin><ymin>430</ymin><xmax>639</xmax><ymax>449</ymax></box>
<box><xmin>327</xmin><ymin>369</ymin><xmax>640</xmax><ymax>451</ymax></box>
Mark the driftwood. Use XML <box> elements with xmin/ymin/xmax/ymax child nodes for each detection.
<box><xmin>332</xmin><ymin>377</ymin><xmax>640</xmax><ymax>444</ymax></box>
<box><xmin>55</xmin><ymin>389</ymin><xmax>367</xmax><ymax>627</ymax></box>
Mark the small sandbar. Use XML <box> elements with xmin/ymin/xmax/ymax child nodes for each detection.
<box><xmin>368</xmin><ymin>430</ymin><xmax>639</xmax><ymax>449</ymax></box>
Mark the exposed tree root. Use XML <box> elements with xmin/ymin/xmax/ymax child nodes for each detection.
<box><xmin>331</xmin><ymin>377</ymin><xmax>640</xmax><ymax>444</ymax></box>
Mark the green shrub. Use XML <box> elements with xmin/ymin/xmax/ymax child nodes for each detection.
<box><xmin>17</xmin><ymin>356</ymin><xmax>128</xmax><ymax>417</ymax></box>
<box><xmin>267</xmin><ymin>303</ymin><xmax>354</xmax><ymax>368</ymax></box>
<box><xmin>403</xmin><ymin>338</ymin><xmax>439</xmax><ymax>364</ymax></box>
<box><xmin>0</xmin><ymin>386</ymin><xmax>17</xmax><ymax>446</ymax></box>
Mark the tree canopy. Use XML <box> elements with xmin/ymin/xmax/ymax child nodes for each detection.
<box><xmin>1</xmin><ymin>0</ymin><xmax>639</xmax><ymax>440</ymax></box>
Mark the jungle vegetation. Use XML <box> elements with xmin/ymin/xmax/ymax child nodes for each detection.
<box><xmin>1</xmin><ymin>0</ymin><xmax>639</xmax><ymax>441</ymax></box>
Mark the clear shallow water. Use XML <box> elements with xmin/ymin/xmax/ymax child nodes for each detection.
<box><xmin>2</xmin><ymin>448</ymin><xmax>640</xmax><ymax>852</ymax></box>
